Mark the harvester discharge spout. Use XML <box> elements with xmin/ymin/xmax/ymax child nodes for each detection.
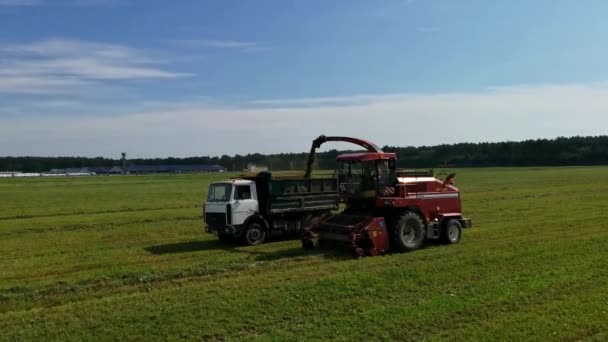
<box><xmin>304</xmin><ymin>135</ymin><xmax>384</xmax><ymax>178</ymax></box>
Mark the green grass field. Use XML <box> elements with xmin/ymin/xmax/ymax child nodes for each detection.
<box><xmin>1</xmin><ymin>167</ymin><xmax>607</xmax><ymax>341</ymax></box>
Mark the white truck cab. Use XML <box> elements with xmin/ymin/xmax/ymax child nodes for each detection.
<box><xmin>204</xmin><ymin>180</ymin><xmax>260</xmax><ymax>238</ymax></box>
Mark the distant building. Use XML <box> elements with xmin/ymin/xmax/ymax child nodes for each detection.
<box><xmin>0</xmin><ymin>171</ymin><xmax>20</xmax><ymax>178</ymax></box>
<box><xmin>87</xmin><ymin>167</ymin><xmax>113</xmax><ymax>174</ymax></box>
<box><xmin>108</xmin><ymin>166</ymin><xmax>123</xmax><ymax>174</ymax></box>
<box><xmin>40</xmin><ymin>164</ymin><xmax>226</xmax><ymax>176</ymax></box>
<box><xmin>109</xmin><ymin>164</ymin><xmax>227</xmax><ymax>175</ymax></box>
<box><xmin>47</xmin><ymin>168</ymin><xmax>95</xmax><ymax>176</ymax></box>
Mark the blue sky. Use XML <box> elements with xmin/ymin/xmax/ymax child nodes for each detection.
<box><xmin>1</xmin><ymin>0</ymin><xmax>608</xmax><ymax>157</ymax></box>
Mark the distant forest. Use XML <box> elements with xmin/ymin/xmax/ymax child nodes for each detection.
<box><xmin>2</xmin><ymin>135</ymin><xmax>608</xmax><ymax>172</ymax></box>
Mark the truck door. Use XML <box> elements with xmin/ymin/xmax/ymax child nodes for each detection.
<box><xmin>232</xmin><ymin>184</ymin><xmax>259</xmax><ymax>226</ymax></box>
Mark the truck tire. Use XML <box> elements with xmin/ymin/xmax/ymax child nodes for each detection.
<box><xmin>441</xmin><ymin>219</ymin><xmax>462</xmax><ymax>244</ymax></box>
<box><xmin>242</xmin><ymin>222</ymin><xmax>266</xmax><ymax>246</ymax></box>
<box><xmin>392</xmin><ymin>211</ymin><xmax>425</xmax><ymax>252</ymax></box>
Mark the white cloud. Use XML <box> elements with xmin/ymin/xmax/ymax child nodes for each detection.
<box><xmin>175</xmin><ymin>39</ymin><xmax>266</xmax><ymax>53</ymax></box>
<box><xmin>0</xmin><ymin>76</ymin><xmax>91</xmax><ymax>94</ymax></box>
<box><xmin>251</xmin><ymin>94</ymin><xmax>406</xmax><ymax>107</ymax></box>
<box><xmin>2</xmin><ymin>58</ymin><xmax>186</xmax><ymax>80</ymax></box>
<box><xmin>0</xmin><ymin>38</ymin><xmax>190</xmax><ymax>94</ymax></box>
<box><xmin>1</xmin><ymin>82</ymin><xmax>607</xmax><ymax>157</ymax></box>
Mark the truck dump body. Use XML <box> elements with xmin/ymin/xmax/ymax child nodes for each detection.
<box><xmin>246</xmin><ymin>172</ymin><xmax>339</xmax><ymax>215</ymax></box>
<box><xmin>268</xmin><ymin>177</ymin><xmax>339</xmax><ymax>213</ymax></box>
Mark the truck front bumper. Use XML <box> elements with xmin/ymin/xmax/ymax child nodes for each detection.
<box><xmin>205</xmin><ymin>224</ymin><xmax>240</xmax><ymax>236</ymax></box>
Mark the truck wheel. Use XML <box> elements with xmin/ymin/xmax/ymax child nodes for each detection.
<box><xmin>392</xmin><ymin>211</ymin><xmax>425</xmax><ymax>252</ymax></box>
<box><xmin>441</xmin><ymin>220</ymin><xmax>462</xmax><ymax>244</ymax></box>
<box><xmin>242</xmin><ymin>222</ymin><xmax>266</xmax><ymax>246</ymax></box>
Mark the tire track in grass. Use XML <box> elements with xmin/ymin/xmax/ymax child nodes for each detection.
<box><xmin>1</xmin><ymin>229</ymin><xmax>604</xmax><ymax>317</ymax></box>
<box><xmin>0</xmin><ymin>251</ymin><xmax>332</xmax><ymax>315</ymax></box>
<box><xmin>0</xmin><ymin>205</ymin><xmax>200</xmax><ymax>221</ymax></box>
<box><xmin>0</xmin><ymin>238</ymin><xmax>605</xmax><ymax>341</ymax></box>
<box><xmin>0</xmin><ymin>214</ymin><xmax>199</xmax><ymax>238</ymax></box>
<box><xmin>3</xmin><ymin>207</ymin><xmax>604</xmax><ymax>313</ymax></box>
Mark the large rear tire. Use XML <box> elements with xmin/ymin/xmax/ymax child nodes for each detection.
<box><xmin>440</xmin><ymin>219</ymin><xmax>462</xmax><ymax>244</ymax></box>
<box><xmin>392</xmin><ymin>211</ymin><xmax>425</xmax><ymax>252</ymax></box>
<box><xmin>242</xmin><ymin>222</ymin><xmax>266</xmax><ymax>246</ymax></box>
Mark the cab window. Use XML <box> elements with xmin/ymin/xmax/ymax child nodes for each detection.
<box><xmin>207</xmin><ymin>183</ymin><xmax>232</xmax><ymax>202</ymax></box>
<box><xmin>235</xmin><ymin>185</ymin><xmax>252</xmax><ymax>200</ymax></box>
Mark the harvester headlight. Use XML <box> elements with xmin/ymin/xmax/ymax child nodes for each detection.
<box><xmin>384</xmin><ymin>200</ymin><xmax>393</xmax><ymax>206</ymax></box>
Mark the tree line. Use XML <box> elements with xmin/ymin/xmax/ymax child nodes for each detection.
<box><xmin>2</xmin><ymin>135</ymin><xmax>608</xmax><ymax>172</ymax></box>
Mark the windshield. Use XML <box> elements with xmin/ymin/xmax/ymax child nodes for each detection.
<box><xmin>339</xmin><ymin>160</ymin><xmax>378</xmax><ymax>196</ymax></box>
<box><xmin>207</xmin><ymin>183</ymin><xmax>233</xmax><ymax>202</ymax></box>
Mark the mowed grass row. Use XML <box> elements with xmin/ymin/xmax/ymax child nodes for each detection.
<box><xmin>0</xmin><ymin>174</ymin><xmax>219</xmax><ymax>220</ymax></box>
<box><xmin>1</xmin><ymin>167</ymin><xmax>607</xmax><ymax>340</ymax></box>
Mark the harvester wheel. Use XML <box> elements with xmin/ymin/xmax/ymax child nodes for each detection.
<box><xmin>242</xmin><ymin>222</ymin><xmax>266</xmax><ymax>246</ymax></box>
<box><xmin>352</xmin><ymin>247</ymin><xmax>365</xmax><ymax>259</ymax></box>
<box><xmin>441</xmin><ymin>220</ymin><xmax>462</xmax><ymax>244</ymax></box>
<box><xmin>392</xmin><ymin>211</ymin><xmax>425</xmax><ymax>252</ymax></box>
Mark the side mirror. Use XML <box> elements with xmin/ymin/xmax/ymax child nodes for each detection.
<box><xmin>443</xmin><ymin>173</ymin><xmax>456</xmax><ymax>186</ymax></box>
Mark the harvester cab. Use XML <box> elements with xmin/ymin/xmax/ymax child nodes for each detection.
<box><xmin>302</xmin><ymin>134</ymin><xmax>472</xmax><ymax>258</ymax></box>
<box><xmin>335</xmin><ymin>151</ymin><xmax>397</xmax><ymax>204</ymax></box>
<box><xmin>303</xmin><ymin>134</ymin><xmax>397</xmax><ymax>204</ymax></box>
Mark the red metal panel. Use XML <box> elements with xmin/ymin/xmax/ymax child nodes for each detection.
<box><xmin>336</xmin><ymin>152</ymin><xmax>396</xmax><ymax>162</ymax></box>
<box><xmin>376</xmin><ymin>180</ymin><xmax>463</xmax><ymax>223</ymax></box>
<box><xmin>365</xmin><ymin>217</ymin><xmax>390</xmax><ymax>255</ymax></box>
